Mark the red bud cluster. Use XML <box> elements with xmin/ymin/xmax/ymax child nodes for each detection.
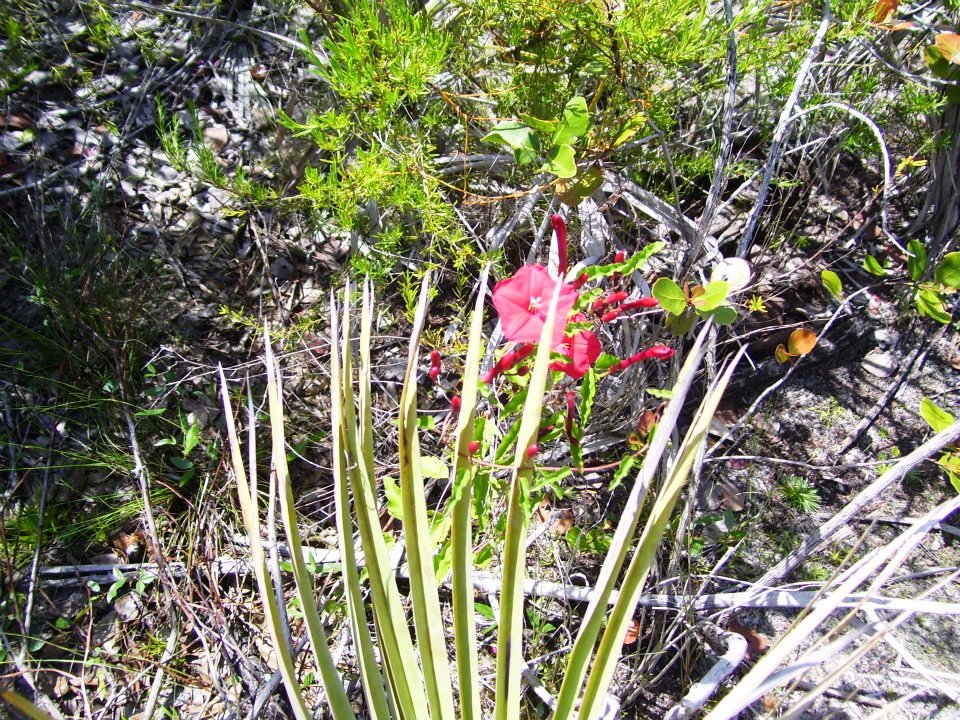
<box><xmin>481</xmin><ymin>343</ymin><xmax>536</xmax><ymax>384</ymax></box>
<box><xmin>428</xmin><ymin>350</ymin><xmax>442</xmax><ymax>382</ymax></box>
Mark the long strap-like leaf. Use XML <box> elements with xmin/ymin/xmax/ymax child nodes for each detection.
<box><xmin>494</xmin><ymin>278</ymin><xmax>564</xmax><ymax>720</ymax></box>
<box><xmin>329</xmin><ymin>295</ymin><xmax>393</xmax><ymax>720</ymax></box>
<box><xmin>552</xmin><ymin>324</ymin><xmax>712</xmax><ymax>720</ymax></box>
<box><xmin>262</xmin><ymin>332</ymin><xmax>358</xmax><ymax>720</ymax></box>
<box><xmin>450</xmin><ymin>265</ymin><xmax>490</xmax><ymax>720</ymax></box>
<box><xmin>341</xmin><ymin>283</ymin><xmax>431</xmax><ymax>720</ymax></box>
<box><xmin>576</xmin><ymin>346</ymin><xmax>746</xmax><ymax>719</ymax></box>
<box><xmin>217</xmin><ymin>364</ymin><xmax>313</xmax><ymax>720</ymax></box>
<box><xmin>397</xmin><ymin>273</ymin><xmax>456</xmax><ymax>720</ymax></box>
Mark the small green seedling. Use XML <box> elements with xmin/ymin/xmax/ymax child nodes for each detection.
<box><xmin>905</xmin><ymin>246</ymin><xmax>959</xmax><ymax>324</ymax></box>
<box><xmin>652</xmin><ymin>277</ymin><xmax>737</xmax><ymax>336</ymax></box>
<box><xmin>919</xmin><ymin>397</ymin><xmax>960</xmax><ymax>494</ymax></box>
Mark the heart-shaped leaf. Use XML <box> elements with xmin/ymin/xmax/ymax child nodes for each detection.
<box><xmin>774</xmin><ymin>344</ymin><xmax>790</xmax><ymax>364</ymax></box>
<box><xmin>934</xmin><ymin>252</ymin><xmax>960</xmax><ymax>288</ymax></box>
<box><xmin>544</xmin><ymin>143</ymin><xmax>577</xmax><ymax>178</ymax></box>
<box><xmin>652</xmin><ymin>277</ymin><xmax>687</xmax><ymax>315</ymax></box>
<box><xmin>702</xmin><ymin>304</ymin><xmax>738</xmax><ymax>325</ymax></box>
<box><xmin>690</xmin><ymin>280</ymin><xmax>729</xmax><ymax>312</ymax></box>
<box><xmin>920</xmin><ymin>397</ymin><xmax>955</xmax><ymax>433</ymax></box>
<box><xmin>483</xmin><ymin>121</ymin><xmax>539</xmax><ymax>165</ymax></box>
<box><xmin>613</xmin><ymin>112</ymin><xmax>647</xmax><ymax>148</ymax></box>
<box><xmin>907</xmin><ymin>239</ymin><xmax>927</xmax><ymax>282</ymax></box>
<box><xmin>863</xmin><ymin>255</ymin><xmax>887</xmax><ymax>277</ymax></box>
<box><xmin>556</xmin><ymin>165</ymin><xmax>603</xmax><ymax>206</ymax></box>
<box><xmin>553</xmin><ymin>96</ymin><xmax>589</xmax><ymax>147</ymax></box>
<box><xmin>519</xmin><ymin>113</ymin><xmax>557</xmax><ymax>135</ymax></box>
<box><xmin>915</xmin><ymin>289</ymin><xmax>952</xmax><ymax>323</ymax></box>
<box><xmin>665</xmin><ymin>308</ymin><xmax>697</xmax><ymax>336</ymax></box>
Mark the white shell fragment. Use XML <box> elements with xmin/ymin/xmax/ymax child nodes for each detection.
<box><xmin>711</xmin><ymin>257</ymin><xmax>753</xmax><ymax>292</ymax></box>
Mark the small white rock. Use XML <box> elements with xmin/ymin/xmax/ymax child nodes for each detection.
<box><xmin>862</xmin><ymin>348</ymin><xmax>898</xmax><ymax>378</ymax></box>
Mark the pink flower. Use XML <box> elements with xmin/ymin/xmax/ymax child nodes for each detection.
<box><xmin>550</xmin><ymin>330</ymin><xmax>602</xmax><ymax>379</ymax></box>
<box><xmin>492</xmin><ymin>265</ymin><xmax>578</xmax><ymax>347</ymax></box>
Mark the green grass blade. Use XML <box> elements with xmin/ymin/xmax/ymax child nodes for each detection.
<box><xmin>397</xmin><ymin>272</ymin><xmax>456</xmax><ymax>720</ymax></box>
<box><xmin>340</xmin><ymin>283</ymin><xmax>431</xmax><ymax>720</ymax></box>
<box><xmin>495</xmin><ymin>279</ymin><xmax>564</xmax><ymax>720</ymax></box>
<box><xmin>0</xmin><ymin>691</ymin><xmax>59</xmax><ymax>720</ymax></box>
<box><xmin>576</xmin><ymin>346</ymin><xmax>746</xmax><ymax>719</ymax></box>
<box><xmin>552</xmin><ymin>324</ymin><xmax>712</xmax><ymax>720</ymax></box>
<box><xmin>450</xmin><ymin>265</ymin><xmax>490</xmax><ymax>720</ymax></box>
<box><xmin>263</xmin><ymin>331</ymin><xmax>356</xmax><ymax>720</ymax></box>
<box><xmin>217</xmin><ymin>364</ymin><xmax>313</xmax><ymax>720</ymax></box>
<box><xmin>330</xmin><ymin>293</ymin><xmax>393</xmax><ymax>720</ymax></box>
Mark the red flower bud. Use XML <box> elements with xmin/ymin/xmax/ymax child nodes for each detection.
<box><xmin>525</xmin><ymin>444</ymin><xmax>539</xmax><ymax>460</ymax></box>
<box><xmin>601</xmin><ymin>309</ymin><xmax>621</xmax><ymax>323</ymax></box>
<box><xmin>430</xmin><ymin>349</ymin><xmax>441</xmax><ymax>366</ymax></box>
<box><xmin>468</xmin><ymin>440</ymin><xmax>480</xmax><ymax>455</ymax></box>
<box><xmin>551</xmin><ymin>214</ymin><xmax>568</xmax><ymax>276</ymax></box>
<box><xmin>515</xmin><ymin>365</ymin><xmax>530</xmax><ymax>377</ymax></box>
<box><xmin>615</xmin><ymin>250</ymin><xmax>627</xmax><ymax>264</ymax></box>
<box><xmin>450</xmin><ymin>396</ymin><xmax>461</xmax><ymax>412</ymax></box>
<box><xmin>643</xmin><ymin>344</ymin><xmax>675</xmax><ymax>360</ymax></box>
<box><xmin>594</xmin><ymin>291</ymin><xmax>629</xmax><ymax>313</ymax></box>
<box><xmin>621</xmin><ymin>297</ymin><xmax>660</xmax><ymax>310</ymax></box>
<box><xmin>571</xmin><ymin>273</ymin><xmax>589</xmax><ymax>290</ymax></box>
<box><xmin>612</xmin><ymin>345</ymin><xmax>675</xmax><ymax>372</ymax></box>
<box><xmin>428</xmin><ymin>366</ymin><xmax>440</xmax><ymax>382</ymax></box>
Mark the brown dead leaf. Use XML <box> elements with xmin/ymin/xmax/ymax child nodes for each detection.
<box><xmin>871</xmin><ymin>0</ymin><xmax>898</xmax><ymax>23</ymax></box>
<box><xmin>549</xmin><ymin>508</ymin><xmax>575</xmax><ymax>535</ymax></box>
<box><xmin>728</xmin><ymin>619</ymin><xmax>769</xmax><ymax>660</ymax></box>
<box><xmin>623</xmin><ymin>618</ymin><xmax>641</xmax><ymax>645</ymax></box>
<box><xmin>787</xmin><ymin>327</ymin><xmax>817</xmax><ymax>356</ymax></box>
<box><xmin>936</xmin><ymin>32</ymin><xmax>960</xmax><ymax>64</ymax></box>
<box><xmin>719</xmin><ymin>480</ymin><xmax>745</xmax><ymax>511</ymax></box>
<box><xmin>0</xmin><ymin>113</ymin><xmax>33</xmax><ymax>129</ymax></box>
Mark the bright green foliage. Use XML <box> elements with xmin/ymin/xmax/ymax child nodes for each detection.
<box><xmin>918</xmin><ymin>398</ymin><xmax>960</xmax><ymax>494</ymax></box>
<box><xmin>821</xmin><ymin>269</ymin><xmax>843</xmax><ymax>300</ymax></box>
<box><xmin>653</xmin><ymin>277</ymin><xmax>737</xmax><ymax>335</ymax></box>
<box><xmin>483</xmin><ymin>96</ymin><xmax>590</xmax><ymax>177</ymax></box>
<box><xmin>319</xmin><ymin>0</ymin><xmax>448</xmax><ymax>120</ymax></box>
<box><xmin>290</xmin><ymin>0</ymin><xmax>472</xmax><ymax>283</ymax></box>
<box><xmin>779</xmin><ymin>475</ymin><xmax>821</xmax><ymax>514</ymax></box>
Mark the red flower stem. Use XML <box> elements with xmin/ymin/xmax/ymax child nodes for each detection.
<box><xmin>565</xmin><ymin>390</ymin><xmax>578</xmax><ymax>449</ymax></box>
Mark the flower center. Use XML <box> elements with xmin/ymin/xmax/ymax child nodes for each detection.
<box><xmin>527</xmin><ymin>295</ymin><xmax>542</xmax><ymax>313</ymax></box>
